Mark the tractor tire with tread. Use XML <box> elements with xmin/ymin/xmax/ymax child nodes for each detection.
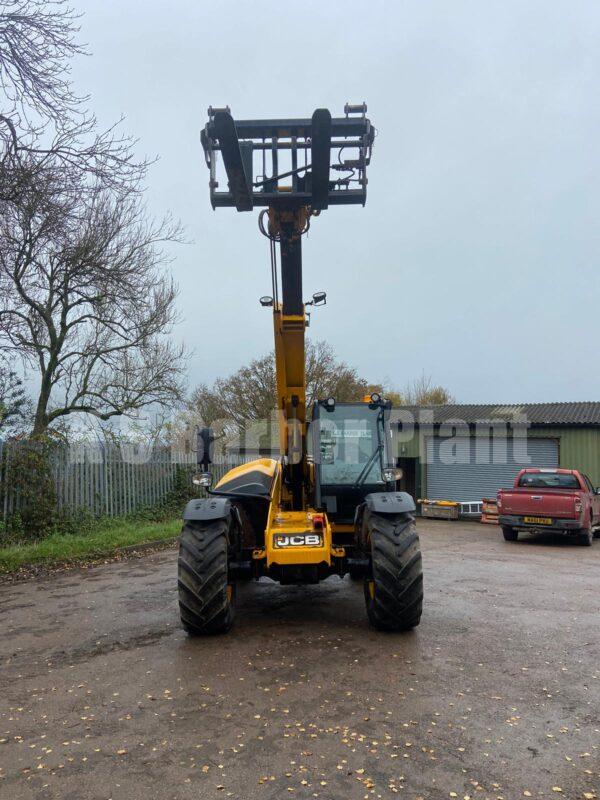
<box><xmin>502</xmin><ymin>527</ymin><xmax>519</xmax><ymax>542</ymax></box>
<box><xmin>579</xmin><ymin>526</ymin><xmax>593</xmax><ymax>547</ymax></box>
<box><xmin>178</xmin><ymin>519</ymin><xmax>235</xmax><ymax>635</ymax></box>
<box><xmin>364</xmin><ymin>510</ymin><xmax>423</xmax><ymax>631</ymax></box>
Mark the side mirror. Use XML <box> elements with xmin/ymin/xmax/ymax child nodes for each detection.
<box><xmin>197</xmin><ymin>427</ymin><xmax>214</xmax><ymax>470</ymax></box>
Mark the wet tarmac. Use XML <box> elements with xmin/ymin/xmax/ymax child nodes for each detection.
<box><xmin>1</xmin><ymin>520</ymin><xmax>598</xmax><ymax>800</ymax></box>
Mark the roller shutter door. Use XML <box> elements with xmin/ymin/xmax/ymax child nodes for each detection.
<box><xmin>425</xmin><ymin>437</ymin><xmax>559</xmax><ymax>502</ymax></box>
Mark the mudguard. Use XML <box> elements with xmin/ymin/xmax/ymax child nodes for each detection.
<box><xmin>183</xmin><ymin>496</ymin><xmax>232</xmax><ymax>522</ymax></box>
<box><xmin>364</xmin><ymin>492</ymin><xmax>416</xmax><ymax>515</ymax></box>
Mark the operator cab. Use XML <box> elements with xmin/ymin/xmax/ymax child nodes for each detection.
<box><xmin>311</xmin><ymin>395</ymin><xmax>400</xmax><ymax>524</ymax></box>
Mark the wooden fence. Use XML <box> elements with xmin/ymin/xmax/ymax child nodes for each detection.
<box><xmin>0</xmin><ymin>440</ymin><xmax>245</xmax><ymax>522</ymax></box>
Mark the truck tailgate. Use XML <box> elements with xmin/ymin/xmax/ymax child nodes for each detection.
<box><xmin>500</xmin><ymin>489</ymin><xmax>579</xmax><ymax>518</ymax></box>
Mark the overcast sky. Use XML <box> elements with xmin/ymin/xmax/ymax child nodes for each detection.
<box><xmin>73</xmin><ymin>0</ymin><xmax>600</xmax><ymax>404</ymax></box>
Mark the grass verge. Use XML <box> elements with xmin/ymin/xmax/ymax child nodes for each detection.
<box><xmin>0</xmin><ymin>517</ymin><xmax>181</xmax><ymax>574</ymax></box>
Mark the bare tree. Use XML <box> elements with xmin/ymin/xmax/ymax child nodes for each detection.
<box><xmin>361</xmin><ymin>374</ymin><xmax>455</xmax><ymax>407</ymax></box>
<box><xmin>304</xmin><ymin>341</ymin><xmax>370</xmax><ymax>408</ymax></box>
<box><xmin>402</xmin><ymin>373</ymin><xmax>454</xmax><ymax>406</ymax></box>
<box><xmin>0</xmin><ymin>155</ymin><xmax>185</xmax><ymax>436</ymax></box>
<box><xmin>0</xmin><ymin>0</ymin><xmax>149</xmax><ymax>213</ymax></box>
<box><xmin>212</xmin><ymin>352</ymin><xmax>277</xmax><ymax>431</ymax></box>
<box><xmin>186</xmin><ymin>341</ymin><xmax>369</xmax><ymax>435</ymax></box>
<box><xmin>0</xmin><ymin>0</ymin><xmax>85</xmax><ymax>126</ymax></box>
<box><xmin>0</xmin><ymin>1</ymin><xmax>187</xmax><ymax>437</ymax></box>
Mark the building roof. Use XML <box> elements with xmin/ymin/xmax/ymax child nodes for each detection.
<box><xmin>397</xmin><ymin>402</ymin><xmax>600</xmax><ymax>426</ymax></box>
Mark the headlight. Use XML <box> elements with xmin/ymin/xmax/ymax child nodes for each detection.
<box><xmin>192</xmin><ymin>472</ymin><xmax>213</xmax><ymax>488</ymax></box>
<box><xmin>383</xmin><ymin>467</ymin><xmax>403</xmax><ymax>483</ymax></box>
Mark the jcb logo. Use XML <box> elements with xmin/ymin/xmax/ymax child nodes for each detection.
<box><xmin>274</xmin><ymin>534</ymin><xmax>322</xmax><ymax>548</ymax></box>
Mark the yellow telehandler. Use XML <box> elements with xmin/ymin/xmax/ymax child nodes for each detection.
<box><xmin>178</xmin><ymin>104</ymin><xmax>423</xmax><ymax>633</ymax></box>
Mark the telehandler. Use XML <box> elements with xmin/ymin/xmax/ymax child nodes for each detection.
<box><xmin>178</xmin><ymin>104</ymin><xmax>423</xmax><ymax>633</ymax></box>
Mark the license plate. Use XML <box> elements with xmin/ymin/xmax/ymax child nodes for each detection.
<box><xmin>523</xmin><ymin>516</ymin><xmax>552</xmax><ymax>525</ymax></box>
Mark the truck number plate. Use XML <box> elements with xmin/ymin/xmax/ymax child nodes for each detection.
<box><xmin>524</xmin><ymin>516</ymin><xmax>552</xmax><ymax>525</ymax></box>
<box><xmin>273</xmin><ymin>534</ymin><xmax>323</xmax><ymax>548</ymax></box>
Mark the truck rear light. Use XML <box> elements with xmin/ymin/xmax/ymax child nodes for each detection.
<box><xmin>574</xmin><ymin>499</ymin><xmax>582</xmax><ymax>513</ymax></box>
<box><xmin>312</xmin><ymin>514</ymin><xmax>324</xmax><ymax>531</ymax></box>
<box><xmin>497</xmin><ymin>496</ymin><xmax>502</xmax><ymax>509</ymax></box>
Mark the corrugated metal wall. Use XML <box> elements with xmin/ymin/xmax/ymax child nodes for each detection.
<box><xmin>530</xmin><ymin>427</ymin><xmax>600</xmax><ymax>486</ymax></box>
<box><xmin>398</xmin><ymin>425</ymin><xmax>600</xmax><ymax>498</ymax></box>
<box><xmin>424</xmin><ymin>436</ymin><xmax>559</xmax><ymax>502</ymax></box>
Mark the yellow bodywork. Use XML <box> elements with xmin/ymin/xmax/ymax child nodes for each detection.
<box><xmin>211</xmin><ymin>207</ymin><xmax>348</xmax><ymax>576</ymax></box>
<box><xmin>214</xmin><ymin>458</ymin><xmax>278</xmax><ymax>490</ymax></box>
<box><xmin>265</xmin><ymin>510</ymin><xmax>332</xmax><ymax>567</ymax></box>
<box><xmin>215</xmin><ymin>456</ymin><xmax>344</xmax><ymax>571</ymax></box>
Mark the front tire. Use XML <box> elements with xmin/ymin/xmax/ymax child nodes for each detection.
<box><xmin>502</xmin><ymin>527</ymin><xmax>518</xmax><ymax>542</ymax></box>
<box><xmin>579</xmin><ymin>526</ymin><xmax>593</xmax><ymax>547</ymax></box>
<box><xmin>364</xmin><ymin>510</ymin><xmax>423</xmax><ymax>631</ymax></box>
<box><xmin>178</xmin><ymin>519</ymin><xmax>235</xmax><ymax>635</ymax></box>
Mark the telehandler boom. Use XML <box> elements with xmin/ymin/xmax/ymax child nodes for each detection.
<box><xmin>178</xmin><ymin>104</ymin><xmax>423</xmax><ymax>633</ymax></box>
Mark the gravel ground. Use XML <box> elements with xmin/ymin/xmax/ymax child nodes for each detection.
<box><xmin>0</xmin><ymin>519</ymin><xmax>598</xmax><ymax>800</ymax></box>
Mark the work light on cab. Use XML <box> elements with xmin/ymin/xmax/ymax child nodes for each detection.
<box><xmin>192</xmin><ymin>472</ymin><xmax>212</xmax><ymax>488</ymax></box>
<box><xmin>383</xmin><ymin>467</ymin><xmax>403</xmax><ymax>483</ymax></box>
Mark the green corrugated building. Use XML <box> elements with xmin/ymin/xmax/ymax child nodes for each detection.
<box><xmin>392</xmin><ymin>403</ymin><xmax>600</xmax><ymax>504</ymax></box>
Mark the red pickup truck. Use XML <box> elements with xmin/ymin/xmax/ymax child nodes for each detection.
<box><xmin>497</xmin><ymin>468</ymin><xmax>600</xmax><ymax>546</ymax></box>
